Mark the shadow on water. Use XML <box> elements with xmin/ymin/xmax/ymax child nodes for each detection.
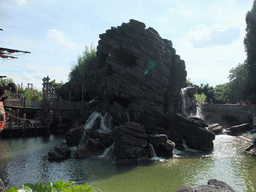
<box><xmin>1</xmin><ymin>134</ymin><xmax>256</xmax><ymax>191</ymax></box>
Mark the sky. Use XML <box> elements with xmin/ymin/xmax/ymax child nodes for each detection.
<box><xmin>0</xmin><ymin>0</ymin><xmax>254</xmax><ymax>90</ymax></box>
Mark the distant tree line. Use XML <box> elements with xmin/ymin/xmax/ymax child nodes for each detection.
<box><xmin>189</xmin><ymin>0</ymin><xmax>256</xmax><ymax>105</ymax></box>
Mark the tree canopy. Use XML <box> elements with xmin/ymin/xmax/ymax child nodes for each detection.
<box><xmin>244</xmin><ymin>0</ymin><xmax>256</xmax><ymax>103</ymax></box>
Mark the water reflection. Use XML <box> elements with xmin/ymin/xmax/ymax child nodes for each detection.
<box><xmin>0</xmin><ymin>134</ymin><xmax>256</xmax><ymax>191</ymax></box>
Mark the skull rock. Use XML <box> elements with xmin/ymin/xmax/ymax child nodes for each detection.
<box><xmin>96</xmin><ymin>19</ymin><xmax>187</xmax><ymax>123</ymax></box>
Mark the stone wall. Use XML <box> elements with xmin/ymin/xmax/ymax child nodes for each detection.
<box><xmin>201</xmin><ymin>104</ymin><xmax>255</xmax><ymax>128</ymax></box>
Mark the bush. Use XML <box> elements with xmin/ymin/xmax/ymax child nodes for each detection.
<box><xmin>6</xmin><ymin>180</ymin><xmax>95</xmax><ymax>192</ymax></box>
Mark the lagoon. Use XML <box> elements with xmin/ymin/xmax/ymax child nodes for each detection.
<box><xmin>0</xmin><ymin>134</ymin><xmax>256</xmax><ymax>191</ymax></box>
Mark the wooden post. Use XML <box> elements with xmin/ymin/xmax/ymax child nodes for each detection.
<box><xmin>22</xmin><ymin>113</ymin><xmax>26</xmax><ymax>134</ymax></box>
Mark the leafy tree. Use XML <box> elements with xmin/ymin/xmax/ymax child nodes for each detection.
<box><xmin>196</xmin><ymin>83</ymin><xmax>214</xmax><ymax>103</ymax></box>
<box><xmin>0</xmin><ymin>78</ymin><xmax>16</xmax><ymax>93</ymax></box>
<box><xmin>195</xmin><ymin>93</ymin><xmax>207</xmax><ymax>106</ymax></box>
<box><xmin>58</xmin><ymin>44</ymin><xmax>101</xmax><ymax>101</ymax></box>
<box><xmin>69</xmin><ymin>44</ymin><xmax>96</xmax><ymax>81</ymax></box>
<box><xmin>213</xmin><ymin>83</ymin><xmax>231</xmax><ymax>104</ymax></box>
<box><xmin>244</xmin><ymin>0</ymin><xmax>256</xmax><ymax>103</ymax></box>
<box><xmin>228</xmin><ymin>63</ymin><xmax>248</xmax><ymax>103</ymax></box>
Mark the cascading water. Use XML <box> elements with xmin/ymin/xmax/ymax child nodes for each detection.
<box><xmin>100</xmin><ymin>112</ymin><xmax>112</xmax><ymax>133</ymax></box>
<box><xmin>149</xmin><ymin>143</ymin><xmax>157</xmax><ymax>158</ymax></box>
<box><xmin>98</xmin><ymin>143</ymin><xmax>115</xmax><ymax>158</ymax></box>
<box><xmin>181</xmin><ymin>86</ymin><xmax>197</xmax><ymax>117</ymax></box>
<box><xmin>181</xmin><ymin>138</ymin><xmax>198</xmax><ymax>153</ymax></box>
<box><xmin>79</xmin><ymin>111</ymin><xmax>113</xmax><ymax>145</ymax></box>
<box><xmin>149</xmin><ymin>143</ymin><xmax>165</xmax><ymax>161</ymax></box>
<box><xmin>181</xmin><ymin>88</ymin><xmax>188</xmax><ymax>117</ymax></box>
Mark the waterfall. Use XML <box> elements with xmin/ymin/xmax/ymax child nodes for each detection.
<box><xmin>99</xmin><ymin>112</ymin><xmax>112</xmax><ymax>133</ymax></box>
<box><xmin>84</xmin><ymin>111</ymin><xmax>101</xmax><ymax>130</ymax></box>
<box><xmin>182</xmin><ymin>138</ymin><xmax>198</xmax><ymax>153</ymax></box>
<box><xmin>195</xmin><ymin>106</ymin><xmax>203</xmax><ymax>119</ymax></box>
<box><xmin>149</xmin><ymin>143</ymin><xmax>157</xmax><ymax>158</ymax></box>
<box><xmin>80</xmin><ymin>111</ymin><xmax>113</xmax><ymax>145</ymax></box>
<box><xmin>98</xmin><ymin>143</ymin><xmax>115</xmax><ymax>158</ymax></box>
<box><xmin>181</xmin><ymin>88</ymin><xmax>188</xmax><ymax>117</ymax></box>
<box><xmin>148</xmin><ymin>143</ymin><xmax>164</xmax><ymax>161</ymax></box>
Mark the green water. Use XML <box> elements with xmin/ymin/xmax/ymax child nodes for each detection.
<box><xmin>0</xmin><ymin>134</ymin><xmax>256</xmax><ymax>191</ymax></box>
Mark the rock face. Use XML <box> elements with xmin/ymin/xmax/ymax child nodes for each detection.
<box><xmin>114</xmin><ymin>122</ymin><xmax>150</xmax><ymax>165</ymax></box>
<box><xmin>97</xmin><ymin>19</ymin><xmax>187</xmax><ymax>124</ymax></box>
<box><xmin>49</xmin><ymin>19</ymin><xmax>216</xmax><ymax>164</ymax></box>
<box><xmin>176</xmin><ymin>179</ymin><xmax>235</xmax><ymax>192</ymax></box>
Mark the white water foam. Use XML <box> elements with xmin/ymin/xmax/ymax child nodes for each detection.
<box><xmin>98</xmin><ymin>143</ymin><xmax>115</xmax><ymax>158</ymax></box>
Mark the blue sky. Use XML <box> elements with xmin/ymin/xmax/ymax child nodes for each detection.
<box><xmin>0</xmin><ymin>0</ymin><xmax>253</xmax><ymax>90</ymax></box>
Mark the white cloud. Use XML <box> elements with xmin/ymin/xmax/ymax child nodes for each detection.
<box><xmin>190</xmin><ymin>24</ymin><xmax>241</xmax><ymax>48</ymax></box>
<box><xmin>16</xmin><ymin>0</ymin><xmax>27</xmax><ymax>6</ymax></box>
<box><xmin>47</xmin><ymin>29</ymin><xmax>79</xmax><ymax>50</ymax></box>
<box><xmin>190</xmin><ymin>24</ymin><xmax>211</xmax><ymax>41</ymax></box>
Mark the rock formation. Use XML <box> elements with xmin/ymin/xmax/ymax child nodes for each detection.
<box><xmin>176</xmin><ymin>179</ymin><xmax>235</xmax><ymax>192</ymax></box>
<box><xmin>50</xmin><ymin>19</ymin><xmax>215</xmax><ymax>164</ymax></box>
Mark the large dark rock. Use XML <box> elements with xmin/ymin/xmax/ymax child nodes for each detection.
<box><xmin>65</xmin><ymin>126</ymin><xmax>84</xmax><ymax>147</ymax></box>
<box><xmin>114</xmin><ymin>122</ymin><xmax>149</xmax><ymax>165</ymax></box>
<box><xmin>176</xmin><ymin>179</ymin><xmax>235</xmax><ymax>192</ymax></box>
<box><xmin>97</xmin><ymin>19</ymin><xmax>187</xmax><ymax>125</ymax></box>
<box><xmin>48</xmin><ymin>143</ymin><xmax>71</xmax><ymax>161</ymax></box>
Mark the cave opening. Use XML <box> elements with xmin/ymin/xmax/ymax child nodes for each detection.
<box><xmin>98</xmin><ymin>53</ymin><xmax>108</xmax><ymax>70</ymax></box>
<box><xmin>115</xmin><ymin>49</ymin><xmax>137</xmax><ymax>67</ymax></box>
<box><xmin>105</xmin><ymin>94</ymin><xmax>132</xmax><ymax>108</ymax></box>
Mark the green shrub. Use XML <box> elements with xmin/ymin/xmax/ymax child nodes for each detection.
<box><xmin>6</xmin><ymin>180</ymin><xmax>95</xmax><ymax>192</ymax></box>
<box><xmin>195</xmin><ymin>93</ymin><xmax>207</xmax><ymax>106</ymax></box>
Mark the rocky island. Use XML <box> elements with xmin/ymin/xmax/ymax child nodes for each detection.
<box><xmin>49</xmin><ymin>19</ymin><xmax>215</xmax><ymax>164</ymax></box>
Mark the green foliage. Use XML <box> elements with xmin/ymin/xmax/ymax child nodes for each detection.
<box><xmin>69</xmin><ymin>44</ymin><xmax>96</xmax><ymax>81</ymax></box>
<box><xmin>213</xmin><ymin>83</ymin><xmax>231</xmax><ymax>104</ymax></box>
<box><xmin>0</xmin><ymin>78</ymin><xmax>16</xmax><ymax>92</ymax></box>
<box><xmin>58</xmin><ymin>44</ymin><xmax>100</xmax><ymax>101</ymax></box>
<box><xmin>20</xmin><ymin>88</ymin><xmax>43</xmax><ymax>100</ymax></box>
<box><xmin>228</xmin><ymin>63</ymin><xmax>248</xmax><ymax>103</ymax></box>
<box><xmin>186</xmin><ymin>78</ymin><xmax>195</xmax><ymax>86</ymax></box>
<box><xmin>244</xmin><ymin>0</ymin><xmax>256</xmax><ymax>103</ymax></box>
<box><xmin>6</xmin><ymin>180</ymin><xmax>95</xmax><ymax>192</ymax></box>
<box><xmin>195</xmin><ymin>93</ymin><xmax>207</xmax><ymax>106</ymax></box>
<box><xmin>196</xmin><ymin>84</ymin><xmax>214</xmax><ymax>103</ymax></box>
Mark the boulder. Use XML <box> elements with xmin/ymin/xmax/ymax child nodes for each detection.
<box><xmin>87</xmin><ymin>138</ymin><xmax>105</xmax><ymax>155</ymax></box>
<box><xmin>148</xmin><ymin>134</ymin><xmax>168</xmax><ymax>146</ymax></box>
<box><xmin>225</xmin><ymin>123</ymin><xmax>251</xmax><ymax>136</ymax></box>
<box><xmin>114</xmin><ymin>122</ymin><xmax>149</xmax><ymax>164</ymax></box>
<box><xmin>157</xmin><ymin>140</ymin><xmax>175</xmax><ymax>157</ymax></box>
<box><xmin>48</xmin><ymin>143</ymin><xmax>71</xmax><ymax>161</ymax></box>
<box><xmin>65</xmin><ymin>126</ymin><xmax>84</xmax><ymax>147</ymax></box>
<box><xmin>99</xmin><ymin>132</ymin><xmax>114</xmax><ymax>148</ymax></box>
<box><xmin>176</xmin><ymin>179</ymin><xmax>235</xmax><ymax>192</ymax></box>
<box><xmin>75</xmin><ymin>143</ymin><xmax>93</xmax><ymax>159</ymax></box>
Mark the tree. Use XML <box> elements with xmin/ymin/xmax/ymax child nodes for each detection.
<box><xmin>244</xmin><ymin>0</ymin><xmax>256</xmax><ymax>103</ymax></box>
<box><xmin>196</xmin><ymin>83</ymin><xmax>214</xmax><ymax>103</ymax></box>
<box><xmin>195</xmin><ymin>93</ymin><xmax>207</xmax><ymax>106</ymax></box>
<box><xmin>0</xmin><ymin>78</ymin><xmax>17</xmax><ymax>94</ymax></box>
<box><xmin>57</xmin><ymin>44</ymin><xmax>101</xmax><ymax>101</ymax></box>
<box><xmin>228</xmin><ymin>63</ymin><xmax>248</xmax><ymax>103</ymax></box>
<box><xmin>213</xmin><ymin>83</ymin><xmax>231</xmax><ymax>104</ymax></box>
